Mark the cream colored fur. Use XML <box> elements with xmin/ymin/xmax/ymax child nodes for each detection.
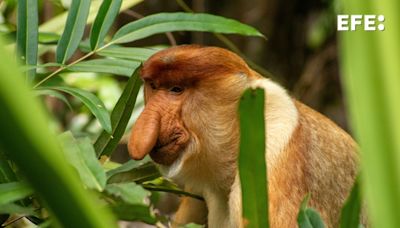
<box><xmin>167</xmin><ymin>77</ymin><xmax>300</xmax><ymax>228</ymax></box>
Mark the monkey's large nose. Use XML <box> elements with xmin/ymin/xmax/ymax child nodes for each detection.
<box><xmin>128</xmin><ymin>107</ymin><xmax>161</xmax><ymax>160</ymax></box>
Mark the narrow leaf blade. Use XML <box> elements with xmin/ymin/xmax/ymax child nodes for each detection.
<box><xmin>69</xmin><ymin>58</ymin><xmax>140</xmax><ymax>77</ymax></box>
<box><xmin>35</xmin><ymin>88</ymin><xmax>72</xmax><ymax>110</ymax></box>
<box><xmin>42</xmin><ymin>86</ymin><xmax>112</xmax><ymax>133</ymax></box>
<box><xmin>94</xmin><ymin>66</ymin><xmax>143</xmax><ymax>157</ymax></box>
<box><xmin>97</xmin><ymin>46</ymin><xmax>160</xmax><ymax>62</ymax></box>
<box><xmin>238</xmin><ymin>88</ymin><xmax>268</xmax><ymax>228</ymax></box>
<box><xmin>0</xmin><ymin>37</ymin><xmax>117</xmax><ymax>227</ymax></box>
<box><xmin>56</xmin><ymin>0</ymin><xmax>91</xmax><ymax>64</ymax></box>
<box><xmin>340</xmin><ymin>179</ymin><xmax>362</xmax><ymax>228</ymax></box>
<box><xmin>90</xmin><ymin>0</ymin><xmax>122</xmax><ymax>50</ymax></box>
<box><xmin>16</xmin><ymin>0</ymin><xmax>38</xmax><ymax>82</ymax></box>
<box><xmin>112</xmin><ymin>12</ymin><xmax>264</xmax><ymax>44</ymax></box>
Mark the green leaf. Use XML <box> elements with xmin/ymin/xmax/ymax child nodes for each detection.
<box><xmin>90</xmin><ymin>0</ymin><xmax>122</xmax><ymax>50</ymax></box>
<box><xmin>297</xmin><ymin>194</ymin><xmax>325</xmax><ymax>228</ymax></box>
<box><xmin>23</xmin><ymin>63</ymin><xmax>64</xmax><ymax>72</ymax></box>
<box><xmin>112</xmin><ymin>12</ymin><xmax>264</xmax><ymax>44</ymax></box>
<box><xmin>0</xmin><ymin>149</ymin><xmax>17</xmax><ymax>183</ymax></box>
<box><xmin>16</xmin><ymin>0</ymin><xmax>38</xmax><ymax>82</ymax></box>
<box><xmin>94</xmin><ymin>67</ymin><xmax>143</xmax><ymax>157</ymax></box>
<box><xmin>142</xmin><ymin>177</ymin><xmax>203</xmax><ymax>200</ymax></box>
<box><xmin>39</xmin><ymin>0</ymin><xmax>143</xmax><ymax>34</ymax></box>
<box><xmin>105</xmin><ymin>182</ymin><xmax>156</xmax><ymax>223</ymax></box>
<box><xmin>107</xmin><ymin>161</ymin><xmax>160</xmax><ymax>184</ymax></box>
<box><xmin>339</xmin><ymin>1</ymin><xmax>400</xmax><ymax>227</ymax></box>
<box><xmin>0</xmin><ymin>203</ymin><xmax>37</xmax><ymax>216</ymax></box>
<box><xmin>69</xmin><ymin>58</ymin><xmax>140</xmax><ymax>77</ymax></box>
<box><xmin>238</xmin><ymin>88</ymin><xmax>268</xmax><ymax>228</ymax></box>
<box><xmin>109</xmin><ymin>202</ymin><xmax>156</xmax><ymax>224</ymax></box>
<box><xmin>105</xmin><ymin>182</ymin><xmax>150</xmax><ymax>205</ymax></box>
<box><xmin>0</xmin><ymin>36</ymin><xmax>117</xmax><ymax>227</ymax></box>
<box><xmin>340</xmin><ymin>179</ymin><xmax>362</xmax><ymax>228</ymax></box>
<box><xmin>0</xmin><ymin>182</ymin><xmax>33</xmax><ymax>205</ymax></box>
<box><xmin>58</xmin><ymin>132</ymin><xmax>106</xmax><ymax>191</ymax></box>
<box><xmin>35</xmin><ymin>89</ymin><xmax>72</xmax><ymax>110</ymax></box>
<box><xmin>97</xmin><ymin>46</ymin><xmax>160</xmax><ymax>62</ymax></box>
<box><xmin>42</xmin><ymin>86</ymin><xmax>112</xmax><ymax>133</ymax></box>
<box><xmin>38</xmin><ymin>32</ymin><xmax>61</xmax><ymax>44</ymax></box>
<box><xmin>56</xmin><ymin>0</ymin><xmax>91</xmax><ymax>64</ymax></box>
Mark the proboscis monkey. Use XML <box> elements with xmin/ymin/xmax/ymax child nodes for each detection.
<box><xmin>128</xmin><ymin>45</ymin><xmax>358</xmax><ymax>228</ymax></box>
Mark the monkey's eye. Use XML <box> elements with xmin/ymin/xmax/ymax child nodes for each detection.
<box><xmin>169</xmin><ymin>86</ymin><xmax>184</xmax><ymax>94</ymax></box>
<box><xmin>149</xmin><ymin>82</ymin><xmax>156</xmax><ymax>90</ymax></box>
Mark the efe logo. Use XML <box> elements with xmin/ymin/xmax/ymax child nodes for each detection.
<box><xmin>337</xmin><ymin>15</ymin><xmax>385</xmax><ymax>31</ymax></box>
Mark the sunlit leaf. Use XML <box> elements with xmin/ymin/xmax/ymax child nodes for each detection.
<box><xmin>56</xmin><ymin>0</ymin><xmax>91</xmax><ymax>64</ymax></box>
<box><xmin>112</xmin><ymin>12</ymin><xmax>264</xmax><ymax>44</ymax></box>
<box><xmin>59</xmin><ymin>132</ymin><xmax>107</xmax><ymax>191</ymax></box>
<box><xmin>239</xmin><ymin>88</ymin><xmax>268</xmax><ymax>228</ymax></box>
<box><xmin>38</xmin><ymin>32</ymin><xmax>60</xmax><ymax>44</ymax></box>
<box><xmin>39</xmin><ymin>0</ymin><xmax>143</xmax><ymax>34</ymax></box>
<box><xmin>90</xmin><ymin>0</ymin><xmax>122</xmax><ymax>50</ymax></box>
<box><xmin>94</xmin><ymin>67</ymin><xmax>142</xmax><ymax>157</ymax></box>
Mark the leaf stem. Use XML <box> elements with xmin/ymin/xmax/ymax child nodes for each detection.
<box><xmin>33</xmin><ymin>42</ymin><xmax>112</xmax><ymax>89</ymax></box>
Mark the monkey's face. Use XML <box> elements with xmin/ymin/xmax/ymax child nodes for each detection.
<box><xmin>128</xmin><ymin>45</ymin><xmax>251</xmax><ymax>170</ymax></box>
<box><xmin>129</xmin><ymin>80</ymin><xmax>191</xmax><ymax>166</ymax></box>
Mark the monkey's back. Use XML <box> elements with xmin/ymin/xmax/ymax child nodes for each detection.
<box><xmin>268</xmin><ymin>101</ymin><xmax>358</xmax><ymax>228</ymax></box>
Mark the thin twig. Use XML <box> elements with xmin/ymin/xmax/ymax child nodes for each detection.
<box><xmin>34</xmin><ymin>42</ymin><xmax>113</xmax><ymax>88</ymax></box>
<box><xmin>2</xmin><ymin>215</ymin><xmax>26</xmax><ymax>227</ymax></box>
<box><xmin>175</xmin><ymin>0</ymin><xmax>194</xmax><ymax>13</ymax></box>
<box><xmin>142</xmin><ymin>184</ymin><xmax>204</xmax><ymax>201</ymax></box>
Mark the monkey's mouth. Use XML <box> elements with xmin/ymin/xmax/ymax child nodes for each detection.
<box><xmin>150</xmin><ymin>137</ymin><xmax>186</xmax><ymax>166</ymax></box>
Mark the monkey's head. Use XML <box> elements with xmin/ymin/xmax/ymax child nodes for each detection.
<box><xmin>128</xmin><ymin>45</ymin><xmax>254</xmax><ymax>177</ymax></box>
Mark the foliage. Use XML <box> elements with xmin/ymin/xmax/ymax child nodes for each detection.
<box><xmin>238</xmin><ymin>88</ymin><xmax>269</xmax><ymax>228</ymax></box>
<box><xmin>297</xmin><ymin>194</ymin><xmax>325</xmax><ymax>228</ymax></box>
<box><xmin>339</xmin><ymin>0</ymin><xmax>400</xmax><ymax>227</ymax></box>
<box><xmin>0</xmin><ymin>0</ymin><xmax>264</xmax><ymax>226</ymax></box>
<box><xmin>0</xmin><ymin>0</ymin><xmax>384</xmax><ymax>226</ymax></box>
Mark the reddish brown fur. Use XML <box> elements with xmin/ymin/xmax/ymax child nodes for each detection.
<box><xmin>128</xmin><ymin>45</ymin><xmax>359</xmax><ymax>228</ymax></box>
<box><xmin>141</xmin><ymin>45</ymin><xmax>251</xmax><ymax>88</ymax></box>
<box><xmin>268</xmin><ymin>101</ymin><xmax>358</xmax><ymax>227</ymax></box>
